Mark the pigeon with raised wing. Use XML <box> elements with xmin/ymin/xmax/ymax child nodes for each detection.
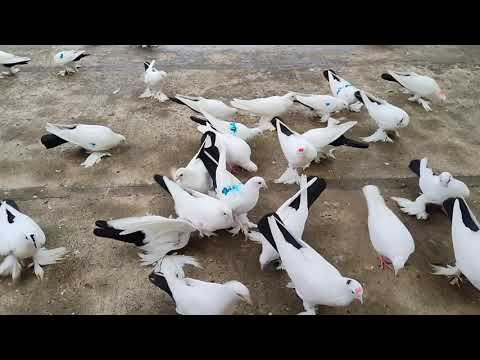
<box><xmin>392</xmin><ymin>159</ymin><xmax>470</xmax><ymax>220</ymax></box>
<box><xmin>139</xmin><ymin>60</ymin><xmax>168</xmax><ymax>102</ymax></box>
<box><xmin>0</xmin><ymin>200</ymin><xmax>67</xmax><ymax>281</ymax></box>
<box><xmin>323</xmin><ymin>70</ymin><xmax>363</xmax><ymax>112</ymax></box>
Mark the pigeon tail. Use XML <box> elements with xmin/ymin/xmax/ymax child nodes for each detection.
<box><xmin>381</xmin><ymin>73</ymin><xmax>400</xmax><ymax>83</ymax></box>
<box><xmin>34</xmin><ymin>247</ymin><xmax>67</xmax><ymax>265</ymax></box>
<box><xmin>93</xmin><ymin>220</ymin><xmax>146</xmax><ymax>246</ymax></box>
<box><xmin>40</xmin><ymin>134</ymin><xmax>68</xmax><ymax>149</ymax></box>
<box><xmin>160</xmin><ymin>254</ymin><xmax>201</xmax><ymax>280</ymax></box>
<box><xmin>73</xmin><ymin>53</ymin><xmax>90</xmax><ymax>62</ymax></box>
<box><xmin>391</xmin><ymin>196</ymin><xmax>428</xmax><ymax>220</ymax></box>
<box><xmin>409</xmin><ymin>159</ymin><xmax>421</xmax><ymax>177</ymax></box>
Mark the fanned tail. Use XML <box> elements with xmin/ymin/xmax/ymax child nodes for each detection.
<box><xmin>0</xmin><ymin>255</ymin><xmax>22</xmax><ymax>281</ymax></box>
<box><xmin>34</xmin><ymin>247</ymin><xmax>67</xmax><ymax>265</ymax></box>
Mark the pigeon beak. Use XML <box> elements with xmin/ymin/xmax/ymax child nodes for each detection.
<box><xmin>244</xmin><ymin>294</ymin><xmax>253</xmax><ymax>305</ymax></box>
<box><xmin>263</xmin><ymin>183</ymin><xmax>269</xmax><ymax>190</ymax></box>
<box><xmin>358</xmin><ymin>295</ymin><xmax>363</xmax><ymax>304</ymax></box>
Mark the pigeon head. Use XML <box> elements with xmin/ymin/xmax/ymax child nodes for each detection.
<box><xmin>284</xmin><ymin>92</ymin><xmax>297</xmax><ymax>103</ymax></box>
<box><xmin>345</xmin><ymin>278</ymin><xmax>363</xmax><ymax>304</ymax></box>
<box><xmin>439</xmin><ymin>172</ymin><xmax>452</xmax><ymax>187</ymax></box>
<box><xmin>224</xmin><ymin>281</ymin><xmax>253</xmax><ymax>305</ymax></box>
<box><xmin>435</xmin><ymin>89</ymin><xmax>447</xmax><ymax>102</ymax></box>
<box><xmin>247</xmin><ymin>176</ymin><xmax>268</xmax><ymax>191</ymax></box>
<box><xmin>174</xmin><ymin>167</ymin><xmax>194</xmax><ymax>185</ymax></box>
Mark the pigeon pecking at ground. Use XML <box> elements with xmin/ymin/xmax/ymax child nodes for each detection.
<box><xmin>40</xmin><ymin>123</ymin><xmax>126</xmax><ymax>168</ymax></box>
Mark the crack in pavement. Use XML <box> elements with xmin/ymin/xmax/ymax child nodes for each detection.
<box><xmin>2</xmin><ymin>176</ymin><xmax>479</xmax><ymax>201</ymax></box>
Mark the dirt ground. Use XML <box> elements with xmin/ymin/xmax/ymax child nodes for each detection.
<box><xmin>1</xmin><ymin>45</ymin><xmax>480</xmax><ymax>315</ymax></box>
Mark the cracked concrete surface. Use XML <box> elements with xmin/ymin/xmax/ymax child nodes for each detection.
<box><xmin>1</xmin><ymin>45</ymin><xmax>480</xmax><ymax>314</ymax></box>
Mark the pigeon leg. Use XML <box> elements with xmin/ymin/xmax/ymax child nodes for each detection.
<box><xmin>408</xmin><ymin>94</ymin><xmax>420</xmax><ymax>102</ymax></box>
<box><xmin>362</xmin><ymin>128</ymin><xmax>393</xmax><ymax>143</ymax></box>
<box><xmin>258</xmin><ymin>116</ymin><xmax>275</xmax><ymax>131</ymax></box>
<box><xmin>56</xmin><ymin>69</ymin><xmax>67</xmax><ymax>77</ymax></box>
<box><xmin>286</xmin><ymin>281</ymin><xmax>295</xmax><ymax>289</ymax></box>
<box><xmin>327</xmin><ymin>148</ymin><xmax>337</xmax><ymax>160</ymax></box>
<box><xmin>378</xmin><ymin>256</ymin><xmax>394</xmax><ymax>271</ymax></box>
<box><xmin>418</xmin><ymin>98</ymin><xmax>432</xmax><ymax>112</ymax></box>
<box><xmin>320</xmin><ymin>113</ymin><xmax>330</xmax><ymax>123</ymax></box>
<box><xmin>33</xmin><ymin>259</ymin><xmax>44</xmax><ymax>280</ymax></box>
<box><xmin>154</xmin><ymin>91</ymin><xmax>169</xmax><ymax>102</ymax></box>
<box><xmin>275</xmin><ymin>262</ymin><xmax>285</xmax><ymax>271</ymax></box>
<box><xmin>275</xmin><ymin>167</ymin><xmax>300</xmax><ymax>184</ymax></box>
<box><xmin>394</xmin><ymin>130</ymin><xmax>400</xmax><ymax>138</ymax></box>
<box><xmin>139</xmin><ymin>87</ymin><xmax>153</xmax><ymax>98</ymax></box>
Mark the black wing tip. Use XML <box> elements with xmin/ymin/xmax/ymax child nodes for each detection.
<box><xmin>444</xmin><ymin>197</ymin><xmax>480</xmax><ymax>232</ymax></box>
<box><xmin>169</xmin><ymin>96</ymin><xmax>184</xmax><ymax>104</ymax></box>
<box><xmin>190</xmin><ymin>115</ymin><xmax>208</xmax><ymax>126</ymax></box>
<box><xmin>93</xmin><ymin>224</ymin><xmax>146</xmax><ymax>247</ymax></box>
<box><xmin>329</xmin><ymin>135</ymin><xmax>369</xmax><ymax>149</ymax></box>
<box><xmin>149</xmin><ymin>271</ymin><xmax>174</xmax><ymax>299</ymax></box>
<box><xmin>354</xmin><ymin>90</ymin><xmax>363</xmax><ymax>104</ymax></box>
<box><xmin>144</xmin><ymin>61</ymin><xmax>150</xmax><ymax>71</ymax></box>
<box><xmin>408</xmin><ymin>159</ymin><xmax>421</xmax><ymax>177</ymax></box>
<box><xmin>2</xmin><ymin>199</ymin><xmax>19</xmax><ymax>211</ymax></box>
<box><xmin>153</xmin><ymin>174</ymin><xmax>171</xmax><ymax>195</ymax></box>
<box><xmin>323</xmin><ymin>69</ymin><xmax>337</xmax><ymax>80</ymax></box>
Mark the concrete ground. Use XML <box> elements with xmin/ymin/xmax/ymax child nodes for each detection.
<box><xmin>1</xmin><ymin>45</ymin><xmax>480</xmax><ymax>315</ymax></box>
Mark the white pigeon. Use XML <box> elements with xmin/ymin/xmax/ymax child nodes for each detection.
<box><xmin>198</xmin><ymin>132</ymin><xmax>267</xmax><ymax>236</ymax></box>
<box><xmin>248</xmin><ymin>175</ymin><xmax>326</xmax><ymax>270</ymax></box>
<box><xmin>153</xmin><ymin>175</ymin><xmax>234</xmax><ymax>237</ymax></box>
<box><xmin>172</xmin><ymin>135</ymin><xmax>213</xmax><ymax>195</ymax></box>
<box><xmin>0</xmin><ymin>50</ymin><xmax>31</xmax><ymax>77</ymax></box>
<box><xmin>355</xmin><ymin>90</ymin><xmax>410</xmax><ymax>143</ymax></box>
<box><xmin>149</xmin><ymin>255</ymin><xmax>252</xmax><ymax>315</ymax></box>
<box><xmin>0</xmin><ymin>200</ymin><xmax>67</xmax><ymax>281</ymax></box>
<box><xmin>172</xmin><ymin>94</ymin><xmax>238</xmax><ymax>121</ymax></box>
<box><xmin>190</xmin><ymin>111</ymin><xmax>263</xmax><ymax>142</ymax></box>
<box><xmin>40</xmin><ymin>123</ymin><xmax>126</xmax><ymax>168</ymax></box>
<box><xmin>323</xmin><ymin>70</ymin><xmax>363</xmax><ymax>112</ymax></box>
<box><xmin>257</xmin><ymin>214</ymin><xmax>364</xmax><ymax>315</ymax></box>
<box><xmin>93</xmin><ymin>215</ymin><xmax>197</xmax><ymax>270</ymax></box>
<box><xmin>139</xmin><ymin>60</ymin><xmax>168</xmax><ymax>102</ymax></box>
<box><xmin>432</xmin><ymin>198</ymin><xmax>480</xmax><ymax>290</ymax></box>
<box><xmin>294</xmin><ymin>93</ymin><xmax>349</xmax><ymax>123</ymax></box>
<box><xmin>302</xmin><ymin>118</ymin><xmax>369</xmax><ymax>162</ymax></box>
<box><xmin>53</xmin><ymin>50</ymin><xmax>90</xmax><ymax>76</ymax></box>
<box><xmin>196</xmin><ymin>123</ymin><xmax>258</xmax><ymax>172</ymax></box>
<box><xmin>381</xmin><ymin>70</ymin><xmax>446</xmax><ymax>112</ymax></box>
<box><xmin>392</xmin><ymin>158</ymin><xmax>470</xmax><ymax>220</ymax></box>
<box><xmin>230</xmin><ymin>92</ymin><xmax>297</xmax><ymax>131</ymax></box>
<box><xmin>362</xmin><ymin>185</ymin><xmax>415</xmax><ymax>275</ymax></box>
<box><xmin>271</xmin><ymin>117</ymin><xmax>317</xmax><ymax>185</ymax></box>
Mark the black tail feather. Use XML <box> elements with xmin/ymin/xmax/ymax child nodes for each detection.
<box><xmin>153</xmin><ymin>175</ymin><xmax>171</xmax><ymax>196</ymax></box>
<box><xmin>144</xmin><ymin>61</ymin><xmax>150</xmax><ymax>71</ymax></box>
<box><xmin>381</xmin><ymin>73</ymin><xmax>399</xmax><ymax>83</ymax></box>
<box><xmin>149</xmin><ymin>272</ymin><xmax>174</xmax><ymax>300</ymax></box>
<box><xmin>197</xmin><ymin>132</ymin><xmax>219</xmax><ymax>190</ymax></box>
<box><xmin>289</xmin><ymin>176</ymin><xmax>327</xmax><ymax>211</ymax></box>
<box><xmin>409</xmin><ymin>160</ymin><xmax>421</xmax><ymax>177</ymax></box>
<box><xmin>93</xmin><ymin>220</ymin><xmax>146</xmax><ymax>246</ymax></box>
<box><xmin>329</xmin><ymin>135</ymin><xmax>369</xmax><ymax>149</ymax></box>
<box><xmin>41</xmin><ymin>134</ymin><xmax>68</xmax><ymax>149</ymax></box>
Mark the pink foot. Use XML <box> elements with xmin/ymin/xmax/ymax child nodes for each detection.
<box><xmin>227</xmin><ymin>163</ymin><xmax>241</xmax><ymax>174</ymax></box>
<box><xmin>378</xmin><ymin>256</ymin><xmax>393</xmax><ymax>271</ymax></box>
